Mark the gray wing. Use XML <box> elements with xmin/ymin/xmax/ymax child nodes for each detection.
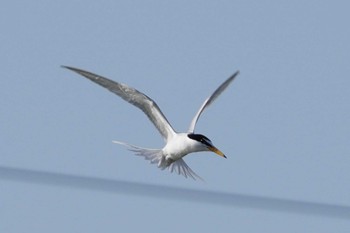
<box><xmin>188</xmin><ymin>71</ymin><xmax>239</xmax><ymax>133</ymax></box>
<box><xmin>62</xmin><ymin>66</ymin><xmax>176</xmax><ymax>141</ymax></box>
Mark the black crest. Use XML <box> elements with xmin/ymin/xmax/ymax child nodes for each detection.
<box><xmin>187</xmin><ymin>133</ymin><xmax>212</xmax><ymax>146</ymax></box>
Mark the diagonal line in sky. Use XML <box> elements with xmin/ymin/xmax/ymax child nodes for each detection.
<box><xmin>1</xmin><ymin>166</ymin><xmax>349</xmax><ymax>219</ymax></box>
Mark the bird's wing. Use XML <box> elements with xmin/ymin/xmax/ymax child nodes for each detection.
<box><xmin>62</xmin><ymin>66</ymin><xmax>176</xmax><ymax>142</ymax></box>
<box><xmin>188</xmin><ymin>71</ymin><xmax>239</xmax><ymax>133</ymax></box>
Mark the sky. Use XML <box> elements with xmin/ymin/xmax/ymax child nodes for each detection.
<box><xmin>1</xmin><ymin>1</ymin><xmax>350</xmax><ymax>232</ymax></box>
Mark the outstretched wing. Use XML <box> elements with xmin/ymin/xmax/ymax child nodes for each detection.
<box><xmin>62</xmin><ymin>66</ymin><xmax>176</xmax><ymax>142</ymax></box>
<box><xmin>188</xmin><ymin>71</ymin><xmax>239</xmax><ymax>133</ymax></box>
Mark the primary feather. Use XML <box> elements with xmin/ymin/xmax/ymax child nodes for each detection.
<box><xmin>62</xmin><ymin>66</ymin><xmax>176</xmax><ymax>142</ymax></box>
<box><xmin>188</xmin><ymin>70</ymin><xmax>239</xmax><ymax>133</ymax></box>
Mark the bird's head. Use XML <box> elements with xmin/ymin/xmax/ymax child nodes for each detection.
<box><xmin>187</xmin><ymin>133</ymin><xmax>226</xmax><ymax>158</ymax></box>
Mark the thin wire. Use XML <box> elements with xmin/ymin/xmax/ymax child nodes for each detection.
<box><xmin>1</xmin><ymin>166</ymin><xmax>349</xmax><ymax>219</ymax></box>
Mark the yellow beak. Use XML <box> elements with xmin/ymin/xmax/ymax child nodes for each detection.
<box><xmin>208</xmin><ymin>146</ymin><xmax>226</xmax><ymax>158</ymax></box>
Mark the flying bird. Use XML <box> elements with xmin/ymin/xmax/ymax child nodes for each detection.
<box><xmin>63</xmin><ymin>66</ymin><xmax>239</xmax><ymax>180</ymax></box>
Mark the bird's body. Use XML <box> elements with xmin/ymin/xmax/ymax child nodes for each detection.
<box><xmin>63</xmin><ymin>66</ymin><xmax>239</xmax><ymax>180</ymax></box>
<box><xmin>163</xmin><ymin>133</ymin><xmax>203</xmax><ymax>161</ymax></box>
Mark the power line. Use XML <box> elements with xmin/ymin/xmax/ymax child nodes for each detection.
<box><xmin>1</xmin><ymin>166</ymin><xmax>349</xmax><ymax>219</ymax></box>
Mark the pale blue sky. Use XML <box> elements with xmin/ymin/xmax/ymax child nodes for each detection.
<box><xmin>1</xmin><ymin>1</ymin><xmax>350</xmax><ymax>232</ymax></box>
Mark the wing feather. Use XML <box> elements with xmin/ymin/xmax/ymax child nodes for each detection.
<box><xmin>62</xmin><ymin>66</ymin><xmax>176</xmax><ymax>141</ymax></box>
<box><xmin>188</xmin><ymin>71</ymin><xmax>239</xmax><ymax>133</ymax></box>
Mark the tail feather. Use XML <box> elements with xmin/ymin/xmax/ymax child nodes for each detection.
<box><xmin>113</xmin><ymin>140</ymin><xmax>164</xmax><ymax>165</ymax></box>
<box><xmin>113</xmin><ymin>140</ymin><xmax>203</xmax><ymax>181</ymax></box>
<box><xmin>168</xmin><ymin>159</ymin><xmax>203</xmax><ymax>181</ymax></box>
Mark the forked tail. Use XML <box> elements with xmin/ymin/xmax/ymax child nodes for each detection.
<box><xmin>112</xmin><ymin>140</ymin><xmax>203</xmax><ymax>181</ymax></box>
<box><xmin>113</xmin><ymin>140</ymin><xmax>165</xmax><ymax>167</ymax></box>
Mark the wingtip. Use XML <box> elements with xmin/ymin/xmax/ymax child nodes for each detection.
<box><xmin>226</xmin><ymin>70</ymin><xmax>240</xmax><ymax>82</ymax></box>
<box><xmin>61</xmin><ymin>65</ymin><xmax>73</xmax><ymax>70</ymax></box>
<box><xmin>61</xmin><ymin>65</ymin><xmax>84</xmax><ymax>75</ymax></box>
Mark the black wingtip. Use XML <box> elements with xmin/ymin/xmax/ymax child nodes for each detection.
<box><xmin>231</xmin><ymin>70</ymin><xmax>240</xmax><ymax>79</ymax></box>
<box><xmin>61</xmin><ymin>66</ymin><xmax>85</xmax><ymax>75</ymax></box>
<box><xmin>61</xmin><ymin>65</ymin><xmax>74</xmax><ymax>70</ymax></box>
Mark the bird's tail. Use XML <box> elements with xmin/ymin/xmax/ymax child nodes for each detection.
<box><xmin>167</xmin><ymin>158</ymin><xmax>203</xmax><ymax>181</ymax></box>
<box><xmin>112</xmin><ymin>140</ymin><xmax>166</xmax><ymax>168</ymax></box>
<box><xmin>112</xmin><ymin>140</ymin><xmax>203</xmax><ymax>181</ymax></box>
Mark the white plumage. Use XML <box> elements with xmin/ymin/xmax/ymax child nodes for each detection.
<box><xmin>63</xmin><ymin>66</ymin><xmax>239</xmax><ymax>180</ymax></box>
